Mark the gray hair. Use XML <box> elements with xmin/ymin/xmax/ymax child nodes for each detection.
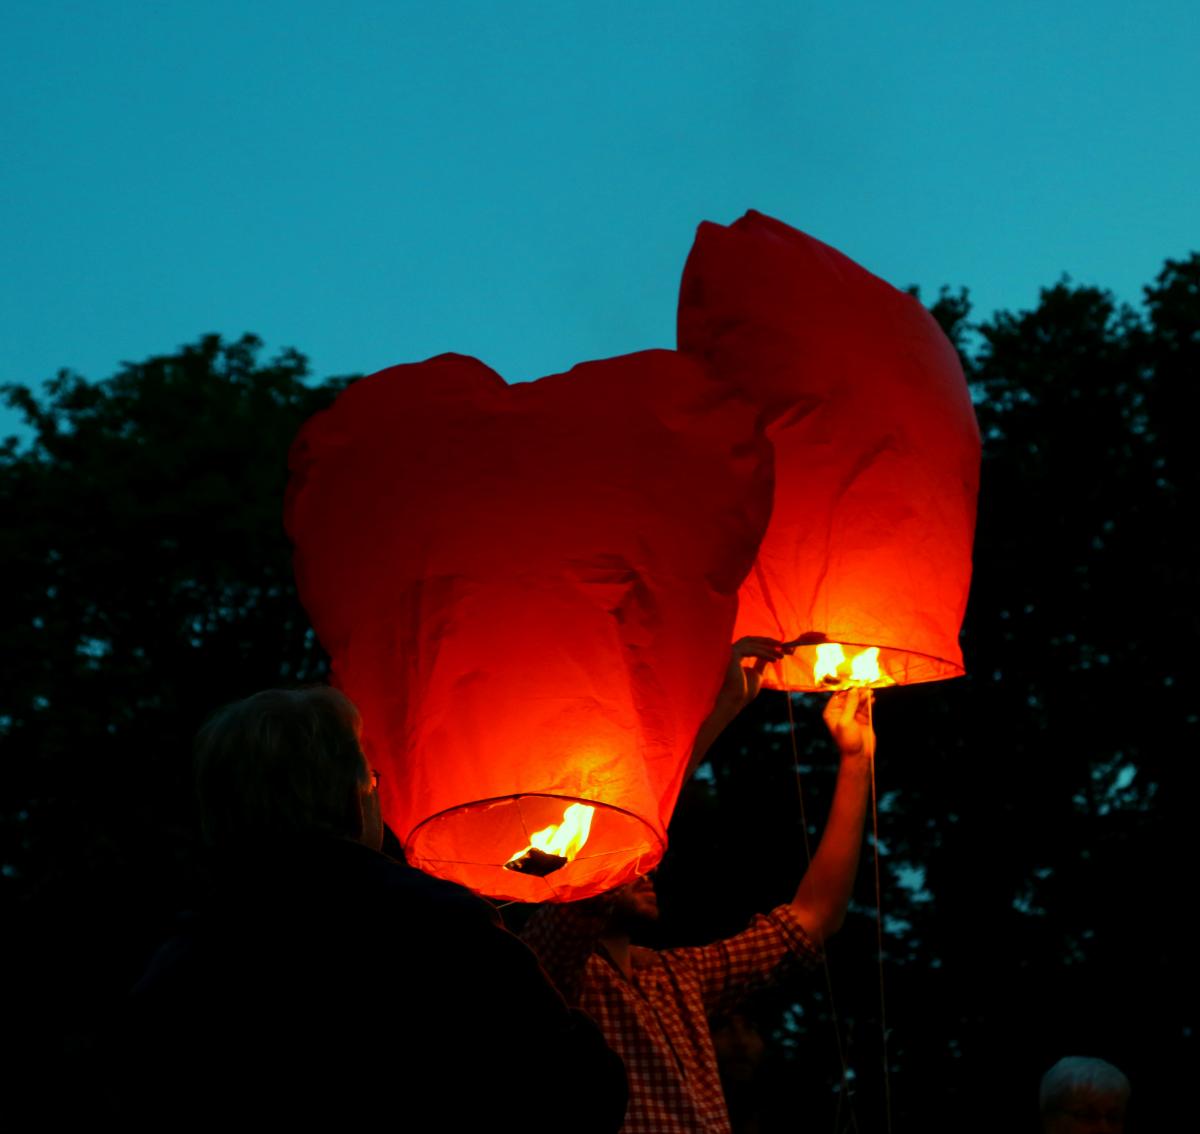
<box><xmin>194</xmin><ymin>686</ymin><xmax>367</xmax><ymax>848</ymax></box>
<box><xmin>1039</xmin><ymin>1056</ymin><xmax>1131</xmax><ymax>1114</ymax></box>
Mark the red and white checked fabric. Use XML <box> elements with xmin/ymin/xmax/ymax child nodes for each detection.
<box><xmin>522</xmin><ymin>903</ymin><xmax>819</xmax><ymax>1133</ymax></box>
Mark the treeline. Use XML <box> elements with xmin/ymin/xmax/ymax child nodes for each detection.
<box><xmin>3</xmin><ymin>256</ymin><xmax>1197</xmax><ymax>1129</ymax></box>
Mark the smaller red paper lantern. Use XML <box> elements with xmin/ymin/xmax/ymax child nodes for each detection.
<box><xmin>678</xmin><ymin>211</ymin><xmax>981</xmax><ymax>691</ymax></box>
<box><xmin>286</xmin><ymin>350</ymin><xmax>772</xmax><ymax>901</ymax></box>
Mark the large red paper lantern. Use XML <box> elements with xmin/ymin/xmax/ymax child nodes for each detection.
<box><xmin>678</xmin><ymin>211</ymin><xmax>981</xmax><ymax>690</ymax></box>
<box><xmin>285</xmin><ymin>351</ymin><xmax>772</xmax><ymax>901</ymax></box>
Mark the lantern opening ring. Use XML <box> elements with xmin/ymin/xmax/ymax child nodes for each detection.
<box><xmin>405</xmin><ymin>792</ymin><xmax>667</xmax><ymax>860</ymax></box>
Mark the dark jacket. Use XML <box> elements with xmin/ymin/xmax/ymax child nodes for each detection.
<box><xmin>124</xmin><ymin>837</ymin><xmax>627</xmax><ymax>1129</ymax></box>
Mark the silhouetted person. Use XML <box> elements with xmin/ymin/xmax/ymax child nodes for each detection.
<box><xmin>1040</xmin><ymin>1056</ymin><xmax>1131</xmax><ymax>1134</ymax></box>
<box><xmin>123</xmin><ymin>686</ymin><xmax>627</xmax><ymax>1129</ymax></box>
<box><xmin>522</xmin><ymin>639</ymin><xmax>875</xmax><ymax>1133</ymax></box>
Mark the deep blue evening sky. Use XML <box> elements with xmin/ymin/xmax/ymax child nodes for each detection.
<box><xmin>3</xmin><ymin>1</ymin><xmax>1197</xmax><ymax>442</ymax></box>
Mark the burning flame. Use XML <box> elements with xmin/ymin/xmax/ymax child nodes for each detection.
<box><xmin>506</xmin><ymin>803</ymin><xmax>596</xmax><ymax>868</ymax></box>
<box><xmin>812</xmin><ymin>643</ymin><xmax>895</xmax><ymax>689</ymax></box>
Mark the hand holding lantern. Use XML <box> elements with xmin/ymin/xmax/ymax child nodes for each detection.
<box><xmin>686</xmin><ymin>637</ymin><xmax>788</xmax><ymax>779</ymax></box>
<box><xmin>822</xmin><ymin>687</ymin><xmax>876</xmax><ymax>764</ymax></box>
<box><xmin>717</xmin><ymin>636</ymin><xmax>790</xmax><ymax>711</ymax></box>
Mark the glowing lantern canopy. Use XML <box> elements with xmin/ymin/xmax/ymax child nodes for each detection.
<box><xmin>678</xmin><ymin>210</ymin><xmax>981</xmax><ymax>691</ymax></box>
<box><xmin>285</xmin><ymin>350</ymin><xmax>772</xmax><ymax>901</ymax></box>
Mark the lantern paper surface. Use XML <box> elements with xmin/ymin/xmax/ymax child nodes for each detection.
<box><xmin>286</xmin><ymin>351</ymin><xmax>772</xmax><ymax>901</ymax></box>
<box><xmin>678</xmin><ymin>211</ymin><xmax>981</xmax><ymax>690</ymax></box>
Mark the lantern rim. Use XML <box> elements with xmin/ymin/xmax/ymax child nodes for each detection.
<box><xmin>404</xmin><ymin>791</ymin><xmax>665</xmax><ymax>848</ymax></box>
<box><xmin>763</xmin><ymin>639</ymin><xmax>967</xmax><ymax>692</ymax></box>
<box><xmin>404</xmin><ymin>792</ymin><xmax>667</xmax><ymax>903</ymax></box>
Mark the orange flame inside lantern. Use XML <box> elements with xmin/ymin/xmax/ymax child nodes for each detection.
<box><xmin>504</xmin><ymin>803</ymin><xmax>597</xmax><ymax>876</ymax></box>
<box><xmin>812</xmin><ymin>644</ymin><xmax>897</xmax><ymax>690</ymax></box>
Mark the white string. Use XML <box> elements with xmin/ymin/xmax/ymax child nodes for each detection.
<box><xmin>867</xmin><ymin>691</ymin><xmax>893</xmax><ymax>1134</ymax></box>
<box><xmin>781</xmin><ymin>676</ymin><xmax>859</xmax><ymax>1134</ymax></box>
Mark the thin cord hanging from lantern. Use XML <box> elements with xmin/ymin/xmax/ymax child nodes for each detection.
<box><xmin>867</xmin><ymin>693</ymin><xmax>894</xmax><ymax>1134</ymax></box>
<box><xmin>781</xmin><ymin>681</ymin><xmax>859</xmax><ymax>1134</ymax></box>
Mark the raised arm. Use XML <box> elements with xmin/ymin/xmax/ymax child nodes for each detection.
<box><xmin>686</xmin><ymin>636</ymin><xmax>786</xmax><ymax>780</ymax></box>
<box><xmin>789</xmin><ymin>687</ymin><xmax>874</xmax><ymax>944</ymax></box>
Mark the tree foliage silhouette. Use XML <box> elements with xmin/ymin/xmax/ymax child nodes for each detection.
<box><xmin>1</xmin><ymin>334</ymin><xmax>352</xmax><ymax>1118</ymax></box>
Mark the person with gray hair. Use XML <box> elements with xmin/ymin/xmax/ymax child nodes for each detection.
<box><xmin>1039</xmin><ymin>1056</ymin><xmax>1131</xmax><ymax>1134</ymax></box>
<box><xmin>124</xmin><ymin>685</ymin><xmax>628</xmax><ymax>1130</ymax></box>
<box><xmin>193</xmin><ymin>686</ymin><xmax>382</xmax><ymax>850</ymax></box>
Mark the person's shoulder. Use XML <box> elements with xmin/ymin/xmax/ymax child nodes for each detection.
<box><xmin>217</xmin><ymin>838</ymin><xmax>501</xmax><ymax>939</ymax></box>
<box><xmin>339</xmin><ymin>843</ymin><xmax>504</xmax><ymax>936</ymax></box>
<box><xmin>353</xmin><ymin>844</ymin><xmax>478</xmax><ymax>900</ymax></box>
<box><xmin>381</xmin><ymin>856</ymin><xmax>496</xmax><ymax>918</ymax></box>
<box><xmin>288</xmin><ymin>838</ymin><xmax>484</xmax><ymax>907</ymax></box>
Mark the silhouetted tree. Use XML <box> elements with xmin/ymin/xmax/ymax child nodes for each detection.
<box><xmin>1</xmin><ymin>334</ymin><xmax>351</xmax><ymax>1120</ymax></box>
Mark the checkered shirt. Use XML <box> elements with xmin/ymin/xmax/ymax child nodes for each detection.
<box><xmin>522</xmin><ymin>902</ymin><xmax>819</xmax><ymax>1134</ymax></box>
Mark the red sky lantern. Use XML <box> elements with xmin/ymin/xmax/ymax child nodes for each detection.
<box><xmin>285</xmin><ymin>350</ymin><xmax>772</xmax><ymax>901</ymax></box>
<box><xmin>678</xmin><ymin>211</ymin><xmax>981</xmax><ymax>691</ymax></box>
